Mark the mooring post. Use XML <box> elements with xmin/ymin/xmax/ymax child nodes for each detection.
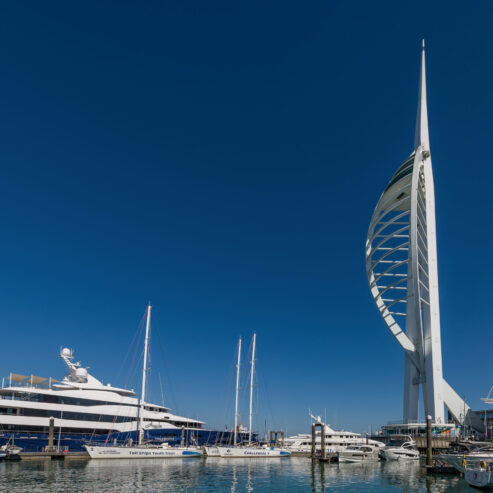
<box><xmin>426</xmin><ymin>415</ymin><xmax>432</xmax><ymax>466</ymax></box>
<box><xmin>48</xmin><ymin>416</ymin><xmax>55</xmax><ymax>453</ymax></box>
<box><xmin>320</xmin><ymin>424</ymin><xmax>325</xmax><ymax>459</ymax></box>
<box><xmin>181</xmin><ymin>426</ymin><xmax>185</xmax><ymax>447</ymax></box>
<box><xmin>311</xmin><ymin>424</ymin><xmax>316</xmax><ymax>459</ymax></box>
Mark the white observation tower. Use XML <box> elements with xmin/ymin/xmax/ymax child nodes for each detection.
<box><xmin>366</xmin><ymin>42</ymin><xmax>483</xmax><ymax>432</ymax></box>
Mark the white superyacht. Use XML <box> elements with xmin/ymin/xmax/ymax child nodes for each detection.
<box><xmin>284</xmin><ymin>415</ymin><xmax>384</xmax><ymax>454</ymax></box>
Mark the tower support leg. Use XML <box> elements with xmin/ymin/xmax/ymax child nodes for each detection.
<box><xmin>403</xmin><ymin>355</ymin><xmax>419</xmax><ymax>423</ymax></box>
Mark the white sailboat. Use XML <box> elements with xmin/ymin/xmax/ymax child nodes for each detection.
<box><xmin>84</xmin><ymin>305</ymin><xmax>202</xmax><ymax>459</ymax></box>
<box><xmin>465</xmin><ymin>460</ymin><xmax>493</xmax><ymax>488</ymax></box>
<box><xmin>218</xmin><ymin>333</ymin><xmax>290</xmax><ymax>458</ymax></box>
<box><xmin>205</xmin><ymin>337</ymin><xmax>243</xmax><ymax>457</ymax></box>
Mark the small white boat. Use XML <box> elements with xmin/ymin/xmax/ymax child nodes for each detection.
<box><xmin>0</xmin><ymin>438</ymin><xmax>23</xmax><ymax>459</ymax></box>
<box><xmin>85</xmin><ymin>443</ymin><xmax>202</xmax><ymax>459</ymax></box>
<box><xmin>465</xmin><ymin>461</ymin><xmax>493</xmax><ymax>489</ymax></box>
<box><xmin>1</xmin><ymin>444</ymin><xmax>23</xmax><ymax>456</ymax></box>
<box><xmin>217</xmin><ymin>445</ymin><xmax>291</xmax><ymax>458</ymax></box>
<box><xmin>338</xmin><ymin>444</ymin><xmax>381</xmax><ymax>463</ymax></box>
<box><xmin>381</xmin><ymin>436</ymin><xmax>419</xmax><ymax>460</ymax></box>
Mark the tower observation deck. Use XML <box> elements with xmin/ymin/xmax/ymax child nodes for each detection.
<box><xmin>365</xmin><ymin>42</ymin><xmax>483</xmax><ymax>433</ymax></box>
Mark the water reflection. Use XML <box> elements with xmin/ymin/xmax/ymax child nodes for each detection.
<box><xmin>0</xmin><ymin>457</ymin><xmax>476</xmax><ymax>492</ymax></box>
<box><xmin>310</xmin><ymin>459</ymin><xmax>474</xmax><ymax>493</ymax></box>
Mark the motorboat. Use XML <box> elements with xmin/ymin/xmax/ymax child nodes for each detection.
<box><xmin>338</xmin><ymin>444</ymin><xmax>381</xmax><ymax>463</ymax></box>
<box><xmin>464</xmin><ymin>460</ymin><xmax>493</xmax><ymax>489</ymax></box>
<box><xmin>0</xmin><ymin>440</ymin><xmax>22</xmax><ymax>460</ymax></box>
<box><xmin>380</xmin><ymin>436</ymin><xmax>419</xmax><ymax>460</ymax></box>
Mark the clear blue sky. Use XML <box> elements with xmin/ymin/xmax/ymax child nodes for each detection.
<box><xmin>0</xmin><ymin>1</ymin><xmax>492</xmax><ymax>435</ymax></box>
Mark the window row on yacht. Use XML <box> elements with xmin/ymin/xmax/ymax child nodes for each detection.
<box><xmin>0</xmin><ymin>405</ymin><xmax>202</xmax><ymax>429</ymax></box>
<box><xmin>0</xmin><ymin>424</ymin><xmax>114</xmax><ymax>435</ymax></box>
<box><xmin>0</xmin><ymin>391</ymin><xmax>168</xmax><ymax>412</ymax></box>
<box><xmin>0</xmin><ymin>407</ymin><xmax>135</xmax><ymax>422</ymax></box>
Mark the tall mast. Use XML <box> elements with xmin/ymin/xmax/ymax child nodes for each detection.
<box><xmin>138</xmin><ymin>304</ymin><xmax>151</xmax><ymax>446</ymax></box>
<box><xmin>414</xmin><ymin>39</ymin><xmax>430</xmax><ymax>151</ymax></box>
<box><xmin>234</xmin><ymin>336</ymin><xmax>242</xmax><ymax>447</ymax></box>
<box><xmin>248</xmin><ymin>332</ymin><xmax>256</xmax><ymax>445</ymax></box>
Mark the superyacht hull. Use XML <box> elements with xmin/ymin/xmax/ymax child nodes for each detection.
<box><xmin>84</xmin><ymin>445</ymin><xmax>202</xmax><ymax>459</ymax></box>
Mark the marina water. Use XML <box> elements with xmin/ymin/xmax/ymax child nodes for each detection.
<box><xmin>0</xmin><ymin>458</ymin><xmax>473</xmax><ymax>492</ymax></box>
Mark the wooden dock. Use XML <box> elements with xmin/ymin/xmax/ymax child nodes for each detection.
<box><xmin>17</xmin><ymin>452</ymin><xmax>90</xmax><ymax>461</ymax></box>
<box><xmin>311</xmin><ymin>453</ymin><xmax>338</xmax><ymax>463</ymax></box>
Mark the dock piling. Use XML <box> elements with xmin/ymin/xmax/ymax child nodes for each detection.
<box><xmin>426</xmin><ymin>415</ymin><xmax>432</xmax><ymax>466</ymax></box>
<box><xmin>269</xmin><ymin>430</ymin><xmax>285</xmax><ymax>448</ymax></box>
<box><xmin>47</xmin><ymin>417</ymin><xmax>54</xmax><ymax>453</ymax></box>
<box><xmin>311</xmin><ymin>424</ymin><xmax>316</xmax><ymax>458</ymax></box>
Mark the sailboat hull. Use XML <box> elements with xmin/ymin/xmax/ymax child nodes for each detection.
<box><xmin>84</xmin><ymin>445</ymin><xmax>202</xmax><ymax>459</ymax></box>
<box><xmin>218</xmin><ymin>447</ymin><xmax>291</xmax><ymax>458</ymax></box>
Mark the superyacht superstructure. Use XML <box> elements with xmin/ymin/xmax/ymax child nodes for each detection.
<box><xmin>0</xmin><ymin>347</ymin><xmax>243</xmax><ymax>452</ymax></box>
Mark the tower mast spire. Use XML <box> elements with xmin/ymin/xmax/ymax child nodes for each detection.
<box><xmin>415</xmin><ymin>39</ymin><xmax>430</xmax><ymax>151</ymax></box>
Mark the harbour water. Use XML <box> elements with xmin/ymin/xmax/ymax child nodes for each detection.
<box><xmin>0</xmin><ymin>458</ymin><xmax>474</xmax><ymax>492</ymax></box>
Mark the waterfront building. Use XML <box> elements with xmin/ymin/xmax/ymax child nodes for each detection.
<box><xmin>365</xmin><ymin>42</ymin><xmax>483</xmax><ymax>433</ymax></box>
<box><xmin>380</xmin><ymin>420</ymin><xmax>459</xmax><ymax>438</ymax></box>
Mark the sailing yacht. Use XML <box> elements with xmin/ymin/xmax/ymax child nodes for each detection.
<box><xmin>0</xmin><ymin>308</ymin><xmax>247</xmax><ymax>453</ymax></box>
<box><xmin>84</xmin><ymin>305</ymin><xmax>202</xmax><ymax>459</ymax></box>
<box><xmin>216</xmin><ymin>334</ymin><xmax>291</xmax><ymax>458</ymax></box>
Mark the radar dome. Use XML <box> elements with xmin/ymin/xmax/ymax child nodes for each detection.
<box><xmin>75</xmin><ymin>368</ymin><xmax>88</xmax><ymax>379</ymax></box>
<box><xmin>61</xmin><ymin>348</ymin><xmax>72</xmax><ymax>357</ymax></box>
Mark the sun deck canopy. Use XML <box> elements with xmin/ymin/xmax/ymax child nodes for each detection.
<box><xmin>5</xmin><ymin>373</ymin><xmax>60</xmax><ymax>385</ymax></box>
